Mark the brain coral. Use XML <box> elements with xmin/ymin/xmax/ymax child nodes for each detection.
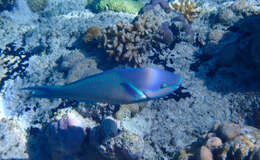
<box><xmin>96</xmin><ymin>0</ymin><xmax>144</xmax><ymax>14</ymax></box>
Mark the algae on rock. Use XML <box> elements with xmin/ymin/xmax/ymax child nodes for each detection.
<box><xmin>96</xmin><ymin>0</ymin><xmax>144</xmax><ymax>14</ymax></box>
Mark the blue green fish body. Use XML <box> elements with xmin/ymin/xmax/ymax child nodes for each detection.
<box><xmin>23</xmin><ymin>68</ymin><xmax>182</xmax><ymax>104</ymax></box>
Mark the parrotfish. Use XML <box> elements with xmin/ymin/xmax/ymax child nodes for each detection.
<box><xmin>22</xmin><ymin>68</ymin><xmax>182</xmax><ymax>104</ymax></box>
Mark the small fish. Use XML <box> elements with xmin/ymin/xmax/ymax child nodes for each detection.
<box><xmin>22</xmin><ymin>68</ymin><xmax>182</xmax><ymax>104</ymax></box>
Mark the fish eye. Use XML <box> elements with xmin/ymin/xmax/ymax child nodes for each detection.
<box><xmin>160</xmin><ymin>83</ymin><xmax>167</xmax><ymax>88</ymax></box>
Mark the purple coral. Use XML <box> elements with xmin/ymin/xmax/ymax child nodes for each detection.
<box><xmin>140</xmin><ymin>0</ymin><xmax>170</xmax><ymax>13</ymax></box>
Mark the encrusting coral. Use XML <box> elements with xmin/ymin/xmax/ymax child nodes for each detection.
<box><xmin>169</xmin><ymin>0</ymin><xmax>199</xmax><ymax>22</ymax></box>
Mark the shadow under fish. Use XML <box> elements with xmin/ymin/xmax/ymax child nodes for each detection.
<box><xmin>22</xmin><ymin>68</ymin><xmax>182</xmax><ymax>104</ymax></box>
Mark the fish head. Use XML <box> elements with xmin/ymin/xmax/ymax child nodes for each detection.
<box><xmin>141</xmin><ymin>68</ymin><xmax>182</xmax><ymax>99</ymax></box>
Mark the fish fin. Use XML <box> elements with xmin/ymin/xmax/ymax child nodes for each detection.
<box><xmin>21</xmin><ymin>86</ymin><xmax>60</xmax><ymax>98</ymax></box>
<box><xmin>120</xmin><ymin>82</ymin><xmax>146</xmax><ymax>99</ymax></box>
<box><xmin>143</xmin><ymin>87</ymin><xmax>174</xmax><ymax>99</ymax></box>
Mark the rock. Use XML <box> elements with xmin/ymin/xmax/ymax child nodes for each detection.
<box><xmin>198</xmin><ymin>146</ymin><xmax>213</xmax><ymax>160</ymax></box>
<box><xmin>217</xmin><ymin>123</ymin><xmax>241</xmax><ymax>141</ymax></box>
<box><xmin>206</xmin><ymin>136</ymin><xmax>222</xmax><ymax>150</ymax></box>
<box><xmin>46</xmin><ymin>110</ymin><xmax>88</xmax><ymax>159</ymax></box>
<box><xmin>100</xmin><ymin>117</ymin><xmax>120</xmax><ymax>138</ymax></box>
<box><xmin>208</xmin><ymin>29</ymin><xmax>225</xmax><ymax>45</ymax></box>
<box><xmin>101</xmin><ymin>130</ymin><xmax>145</xmax><ymax>160</ymax></box>
<box><xmin>218</xmin><ymin>8</ymin><xmax>237</xmax><ymax>26</ymax></box>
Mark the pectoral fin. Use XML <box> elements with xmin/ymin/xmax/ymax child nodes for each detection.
<box><xmin>120</xmin><ymin>82</ymin><xmax>146</xmax><ymax>99</ymax></box>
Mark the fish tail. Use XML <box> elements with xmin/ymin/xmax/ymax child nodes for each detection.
<box><xmin>21</xmin><ymin>86</ymin><xmax>61</xmax><ymax>98</ymax></box>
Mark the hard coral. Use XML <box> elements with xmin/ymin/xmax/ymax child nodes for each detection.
<box><xmin>96</xmin><ymin>0</ymin><xmax>144</xmax><ymax>14</ymax></box>
<box><xmin>169</xmin><ymin>0</ymin><xmax>199</xmax><ymax>22</ymax></box>
<box><xmin>84</xmin><ymin>4</ymin><xmax>191</xmax><ymax>66</ymax></box>
<box><xmin>84</xmin><ymin>13</ymin><xmax>160</xmax><ymax>66</ymax></box>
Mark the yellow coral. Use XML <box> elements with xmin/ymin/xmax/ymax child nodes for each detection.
<box><xmin>169</xmin><ymin>0</ymin><xmax>199</xmax><ymax>22</ymax></box>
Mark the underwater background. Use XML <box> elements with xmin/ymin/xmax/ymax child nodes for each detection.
<box><xmin>0</xmin><ymin>0</ymin><xmax>260</xmax><ymax>159</ymax></box>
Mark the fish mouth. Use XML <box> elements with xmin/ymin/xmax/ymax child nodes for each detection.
<box><xmin>168</xmin><ymin>76</ymin><xmax>182</xmax><ymax>90</ymax></box>
<box><xmin>142</xmin><ymin>76</ymin><xmax>183</xmax><ymax>99</ymax></box>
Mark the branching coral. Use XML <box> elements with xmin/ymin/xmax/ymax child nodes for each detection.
<box><xmin>83</xmin><ymin>7</ymin><xmax>188</xmax><ymax>66</ymax></box>
<box><xmin>169</xmin><ymin>0</ymin><xmax>199</xmax><ymax>22</ymax></box>
<box><xmin>84</xmin><ymin>12</ymin><xmax>161</xmax><ymax>66</ymax></box>
<box><xmin>83</xmin><ymin>4</ymin><xmax>192</xmax><ymax>66</ymax></box>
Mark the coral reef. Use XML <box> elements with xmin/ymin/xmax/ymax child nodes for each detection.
<box><xmin>0</xmin><ymin>0</ymin><xmax>15</xmax><ymax>11</ymax></box>
<box><xmin>84</xmin><ymin>4</ymin><xmax>190</xmax><ymax>66</ymax></box>
<box><xmin>1</xmin><ymin>0</ymin><xmax>260</xmax><ymax>159</ymax></box>
<box><xmin>95</xmin><ymin>0</ymin><xmax>144</xmax><ymax>14</ymax></box>
<box><xmin>26</xmin><ymin>0</ymin><xmax>48</xmax><ymax>12</ymax></box>
<box><xmin>177</xmin><ymin>123</ymin><xmax>260</xmax><ymax>160</ymax></box>
<box><xmin>169</xmin><ymin>0</ymin><xmax>199</xmax><ymax>22</ymax></box>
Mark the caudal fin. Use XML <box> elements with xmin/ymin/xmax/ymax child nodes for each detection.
<box><xmin>21</xmin><ymin>86</ymin><xmax>60</xmax><ymax>98</ymax></box>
